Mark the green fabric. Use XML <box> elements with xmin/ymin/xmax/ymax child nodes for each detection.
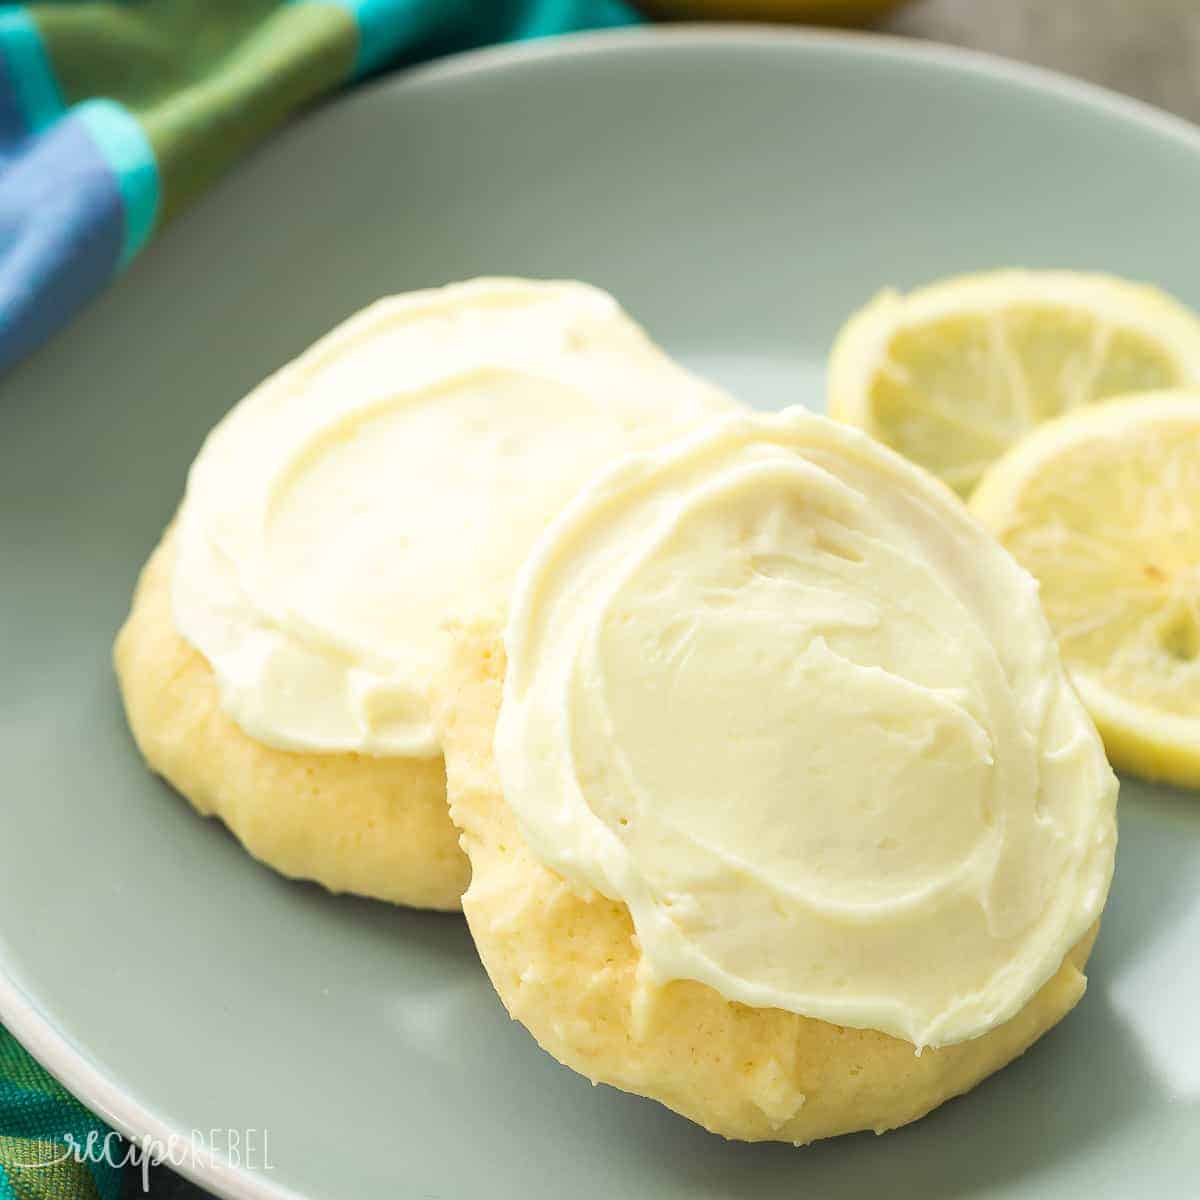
<box><xmin>0</xmin><ymin>1031</ymin><xmax>118</xmax><ymax>1200</ymax></box>
<box><xmin>35</xmin><ymin>2</ymin><xmax>357</xmax><ymax>222</ymax></box>
<box><xmin>30</xmin><ymin>0</ymin><xmax>639</xmax><ymax>224</ymax></box>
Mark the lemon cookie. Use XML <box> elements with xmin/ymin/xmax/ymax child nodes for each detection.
<box><xmin>434</xmin><ymin>407</ymin><xmax>1117</xmax><ymax>1138</ymax></box>
<box><xmin>115</xmin><ymin>279</ymin><xmax>734</xmax><ymax>909</ymax></box>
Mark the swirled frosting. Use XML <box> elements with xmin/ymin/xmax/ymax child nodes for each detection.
<box><xmin>172</xmin><ymin>279</ymin><xmax>734</xmax><ymax>758</ymax></box>
<box><xmin>496</xmin><ymin>407</ymin><xmax>1117</xmax><ymax>1047</ymax></box>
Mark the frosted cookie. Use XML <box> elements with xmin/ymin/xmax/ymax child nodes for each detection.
<box><xmin>434</xmin><ymin>407</ymin><xmax>1117</xmax><ymax>1137</ymax></box>
<box><xmin>115</xmin><ymin>279</ymin><xmax>734</xmax><ymax>909</ymax></box>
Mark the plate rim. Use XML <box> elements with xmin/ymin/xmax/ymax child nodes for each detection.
<box><xmin>4</xmin><ymin>22</ymin><xmax>1200</xmax><ymax>1200</ymax></box>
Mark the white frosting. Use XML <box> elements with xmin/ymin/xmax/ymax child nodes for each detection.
<box><xmin>496</xmin><ymin>407</ymin><xmax>1117</xmax><ymax>1047</ymax></box>
<box><xmin>172</xmin><ymin>279</ymin><xmax>734</xmax><ymax>758</ymax></box>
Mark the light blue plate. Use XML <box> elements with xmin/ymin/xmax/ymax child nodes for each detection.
<box><xmin>1</xmin><ymin>27</ymin><xmax>1198</xmax><ymax>1200</ymax></box>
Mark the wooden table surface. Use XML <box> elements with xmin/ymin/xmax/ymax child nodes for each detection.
<box><xmin>134</xmin><ymin>2</ymin><xmax>1198</xmax><ymax>1196</ymax></box>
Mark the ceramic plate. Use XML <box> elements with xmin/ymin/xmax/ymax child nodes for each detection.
<box><xmin>1</xmin><ymin>27</ymin><xmax>1197</xmax><ymax>1200</ymax></box>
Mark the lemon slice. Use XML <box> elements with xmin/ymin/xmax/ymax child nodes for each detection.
<box><xmin>971</xmin><ymin>391</ymin><xmax>1200</xmax><ymax>788</ymax></box>
<box><xmin>828</xmin><ymin>271</ymin><xmax>1200</xmax><ymax>495</ymax></box>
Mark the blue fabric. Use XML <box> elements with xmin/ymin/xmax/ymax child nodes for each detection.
<box><xmin>0</xmin><ymin>11</ymin><xmax>131</xmax><ymax>373</ymax></box>
<box><xmin>75</xmin><ymin>99</ymin><xmax>159</xmax><ymax>270</ymax></box>
<box><xmin>0</xmin><ymin>108</ymin><xmax>125</xmax><ymax>373</ymax></box>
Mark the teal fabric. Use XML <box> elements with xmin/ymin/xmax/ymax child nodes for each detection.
<box><xmin>330</xmin><ymin>0</ymin><xmax>639</xmax><ymax>77</ymax></box>
<box><xmin>0</xmin><ymin>9</ymin><xmax>62</xmax><ymax>132</ymax></box>
<box><xmin>75</xmin><ymin>99</ymin><xmax>160</xmax><ymax>269</ymax></box>
<box><xmin>0</xmin><ymin>1028</ymin><xmax>122</xmax><ymax>1198</ymax></box>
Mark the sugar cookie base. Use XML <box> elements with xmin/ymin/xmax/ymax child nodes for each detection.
<box><xmin>435</xmin><ymin>624</ymin><xmax>1097</xmax><ymax>1143</ymax></box>
<box><xmin>114</xmin><ymin>529</ymin><xmax>469</xmax><ymax>911</ymax></box>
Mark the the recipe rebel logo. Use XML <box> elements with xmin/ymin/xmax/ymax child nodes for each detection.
<box><xmin>22</xmin><ymin>1127</ymin><xmax>275</xmax><ymax>1193</ymax></box>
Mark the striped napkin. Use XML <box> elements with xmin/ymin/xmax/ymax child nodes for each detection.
<box><xmin>0</xmin><ymin>0</ymin><xmax>639</xmax><ymax>374</ymax></box>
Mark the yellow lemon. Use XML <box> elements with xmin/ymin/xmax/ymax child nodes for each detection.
<box><xmin>971</xmin><ymin>391</ymin><xmax>1200</xmax><ymax>789</ymax></box>
<box><xmin>828</xmin><ymin>271</ymin><xmax>1200</xmax><ymax>495</ymax></box>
